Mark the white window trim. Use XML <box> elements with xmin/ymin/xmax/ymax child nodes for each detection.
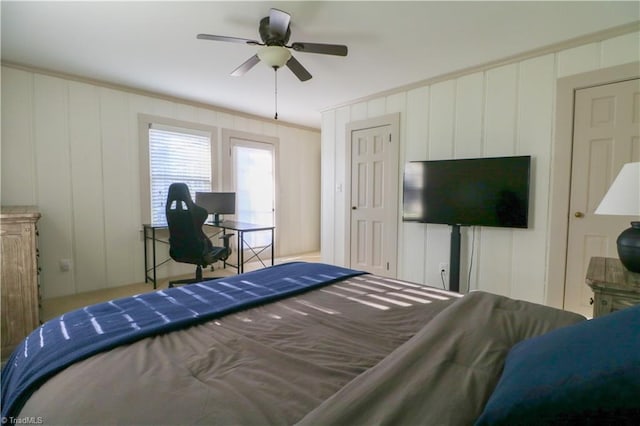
<box><xmin>138</xmin><ymin>114</ymin><xmax>218</xmax><ymax>225</ymax></box>
<box><xmin>221</xmin><ymin>128</ymin><xmax>279</xmax><ymax>194</ymax></box>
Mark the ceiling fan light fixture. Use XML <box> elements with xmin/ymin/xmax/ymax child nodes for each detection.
<box><xmin>257</xmin><ymin>45</ymin><xmax>291</xmax><ymax>69</ymax></box>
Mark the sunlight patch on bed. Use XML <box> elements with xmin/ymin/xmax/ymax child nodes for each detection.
<box><xmin>345</xmin><ymin>282</ymin><xmax>386</xmax><ymax>292</ymax></box>
<box><xmin>319</xmin><ymin>289</ymin><xmax>389</xmax><ymax>310</ymax></box>
<box><xmin>379</xmin><ymin>279</ymin><xmax>421</xmax><ymax>288</ymax></box>
<box><xmin>296</xmin><ymin>300</ymin><xmax>339</xmax><ymax>315</ymax></box>
<box><xmin>346</xmin><ymin>297</ymin><xmax>389</xmax><ymax>310</ymax></box>
<box><xmin>332</xmin><ymin>285</ymin><xmax>366</xmax><ymax>295</ymax></box>
<box><xmin>277</xmin><ymin>302</ymin><xmax>309</xmax><ymax>316</ymax></box>
<box><xmin>388</xmin><ymin>292</ymin><xmax>432</xmax><ymax>304</ymax></box>
<box><xmin>367</xmin><ymin>294</ymin><xmax>412</xmax><ymax>307</ymax></box>
<box><xmin>363</xmin><ymin>279</ymin><xmax>402</xmax><ymax>290</ymax></box>
<box><xmin>403</xmin><ymin>289</ymin><xmax>450</xmax><ymax>300</ymax></box>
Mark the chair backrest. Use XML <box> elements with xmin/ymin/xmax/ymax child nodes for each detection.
<box><xmin>165</xmin><ymin>183</ymin><xmax>212</xmax><ymax>265</ymax></box>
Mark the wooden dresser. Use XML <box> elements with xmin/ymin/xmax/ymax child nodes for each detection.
<box><xmin>585</xmin><ymin>256</ymin><xmax>640</xmax><ymax>318</ymax></box>
<box><xmin>1</xmin><ymin>206</ymin><xmax>41</xmax><ymax>360</ymax></box>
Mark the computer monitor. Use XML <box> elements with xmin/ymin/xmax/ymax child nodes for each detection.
<box><xmin>195</xmin><ymin>192</ymin><xmax>236</xmax><ymax>224</ymax></box>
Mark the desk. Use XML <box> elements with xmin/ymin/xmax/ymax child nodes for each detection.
<box><xmin>143</xmin><ymin>220</ymin><xmax>275</xmax><ymax>288</ymax></box>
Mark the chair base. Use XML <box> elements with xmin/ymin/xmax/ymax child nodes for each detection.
<box><xmin>168</xmin><ymin>265</ymin><xmax>206</xmax><ymax>288</ymax></box>
<box><xmin>167</xmin><ymin>247</ymin><xmax>232</xmax><ymax>288</ymax></box>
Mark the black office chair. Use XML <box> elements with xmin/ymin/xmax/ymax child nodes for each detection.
<box><xmin>165</xmin><ymin>183</ymin><xmax>233</xmax><ymax>288</ymax></box>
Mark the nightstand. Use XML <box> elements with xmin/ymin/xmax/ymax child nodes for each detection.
<box><xmin>585</xmin><ymin>256</ymin><xmax>640</xmax><ymax>318</ymax></box>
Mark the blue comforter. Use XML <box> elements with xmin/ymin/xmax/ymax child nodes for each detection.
<box><xmin>1</xmin><ymin>262</ymin><xmax>365</xmax><ymax>418</ymax></box>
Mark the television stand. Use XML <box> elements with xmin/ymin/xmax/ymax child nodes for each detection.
<box><xmin>449</xmin><ymin>224</ymin><xmax>462</xmax><ymax>293</ymax></box>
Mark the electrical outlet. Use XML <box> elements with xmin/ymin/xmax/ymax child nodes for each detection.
<box><xmin>59</xmin><ymin>259</ymin><xmax>72</xmax><ymax>272</ymax></box>
<box><xmin>439</xmin><ymin>262</ymin><xmax>449</xmax><ymax>276</ymax></box>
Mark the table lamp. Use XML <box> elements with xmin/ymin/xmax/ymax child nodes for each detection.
<box><xmin>594</xmin><ymin>162</ymin><xmax>640</xmax><ymax>272</ymax></box>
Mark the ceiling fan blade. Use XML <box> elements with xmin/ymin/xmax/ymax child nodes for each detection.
<box><xmin>231</xmin><ymin>54</ymin><xmax>261</xmax><ymax>77</ymax></box>
<box><xmin>291</xmin><ymin>42</ymin><xmax>348</xmax><ymax>56</ymax></box>
<box><xmin>197</xmin><ymin>34</ymin><xmax>261</xmax><ymax>45</ymax></box>
<box><xmin>269</xmin><ymin>8</ymin><xmax>291</xmax><ymax>39</ymax></box>
<box><xmin>286</xmin><ymin>56</ymin><xmax>312</xmax><ymax>82</ymax></box>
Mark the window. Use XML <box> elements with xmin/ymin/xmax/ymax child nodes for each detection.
<box><xmin>139</xmin><ymin>116</ymin><xmax>217</xmax><ymax>226</ymax></box>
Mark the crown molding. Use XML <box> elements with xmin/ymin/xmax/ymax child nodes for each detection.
<box><xmin>321</xmin><ymin>21</ymin><xmax>640</xmax><ymax>112</ymax></box>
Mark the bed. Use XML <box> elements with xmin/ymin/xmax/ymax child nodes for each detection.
<box><xmin>2</xmin><ymin>262</ymin><xmax>639</xmax><ymax>425</ymax></box>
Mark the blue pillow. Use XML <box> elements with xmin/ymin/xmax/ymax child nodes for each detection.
<box><xmin>475</xmin><ymin>304</ymin><xmax>640</xmax><ymax>425</ymax></box>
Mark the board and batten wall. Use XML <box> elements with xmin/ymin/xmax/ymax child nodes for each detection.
<box><xmin>321</xmin><ymin>29</ymin><xmax>639</xmax><ymax>306</ymax></box>
<box><xmin>1</xmin><ymin>66</ymin><xmax>321</xmax><ymax>299</ymax></box>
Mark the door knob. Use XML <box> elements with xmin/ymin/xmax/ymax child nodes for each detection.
<box><xmin>574</xmin><ymin>212</ymin><xmax>585</xmax><ymax>218</ymax></box>
<box><xmin>352</xmin><ymin>206</ymin><xmax>357</xmax><ymax>210</ymax></box>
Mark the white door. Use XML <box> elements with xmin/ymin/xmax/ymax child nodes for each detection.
<box><xmin>564</xmin><ymin>78</ymin><xmax>640</xmax><ymax>316</ymax></box>
<box><xmin>228</xmin><ymin>137</ymin><xmax>276</xmax><ymax>247</ymax></box>
<box><xmin>349</xmin><ymin>123</ymin><xmax>399</xmax><ymax>277</ymax></box>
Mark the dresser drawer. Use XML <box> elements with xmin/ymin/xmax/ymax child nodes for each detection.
<box><xmin>611</xmin><ymin>294</ymin><xmax>640</xmax><ymax>311</ymax></box>
<box><xmin>593</xmin><ymin>291</ymin><xmax>640</xmax><ymax>317</ymax></box>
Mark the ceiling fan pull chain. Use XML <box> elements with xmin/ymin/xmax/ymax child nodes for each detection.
<box><xmin>274</xmin><ymin>68</ymin><xmax>278</xmax><ymax>120</ymax></box>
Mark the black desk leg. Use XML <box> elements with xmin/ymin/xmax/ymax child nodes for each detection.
<box><xmin>239</xmin><ymin>231</ymin><xmax>244</xmax><ymax>274</ymax></box>
<box><xmin>144</xmin><ymin>227</ymin><xmax>149</xmax><ymax>283</ymax></box>
<box><xmin>222</xmin><ymin>229</ymin><xmax>227</xmax><ymax>270</ymax></box>
<box><xmin>152</xmin><ymin>227</ymin><xmax>157</xmax><ymax>289</ymax></box>
<box><xmin>143</xmin><ymin>226</ymin><xmax>158</xmax><ymax>289</ymax></box>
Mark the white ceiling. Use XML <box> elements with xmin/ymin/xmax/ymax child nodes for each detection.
<box><xmin>2</xmin><ymin>1</ymin><xmax>638</xmax><ymax>129</ymax></box>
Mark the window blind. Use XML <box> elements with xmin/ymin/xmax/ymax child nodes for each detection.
<box><xmin>149</xmin><ymin>126</ymin><xmax>212</xmax><ymax>225</ymax></box>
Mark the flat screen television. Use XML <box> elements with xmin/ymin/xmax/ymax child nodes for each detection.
<box><xmin>402</xmin><ymin>156</ymin><xmax>531</xmax><ymax>228</ymax></box>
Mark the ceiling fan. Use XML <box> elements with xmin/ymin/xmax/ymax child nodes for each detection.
<box><xmin>197</xmin><ymin>8</ymin><xmax>348</xmax><ymax>82</ymax></box>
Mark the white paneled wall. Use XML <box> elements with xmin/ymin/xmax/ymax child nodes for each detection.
<box><xmin>321</xmin><ymin>30</ymin><xmax>639</xmax><ymax>304</ymax></box>
<box><xmin>1</xmin><ymin>67</ymin><xmax>321</xmax><ymax>298</ymax></box>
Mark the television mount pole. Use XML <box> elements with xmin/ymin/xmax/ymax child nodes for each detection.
<box><xmin>449</xmin><ymin>224</ymin><xmax>461</xmax><ymax>293</ymax></box>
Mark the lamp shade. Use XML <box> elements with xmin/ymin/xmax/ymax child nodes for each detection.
<box><xmin>594</xmin><ymin>162</ymin><xmax>640</xmax><ymax>216</ymax></box>
<box><xmin>595</xmin><ymin>162</ymin><xmax>640</xmax><ymax>272</ymax></box>
<box><xmin>257</xmin><ymin>46</ymin><xmax>291</xmax><ymax>69</ymax></box>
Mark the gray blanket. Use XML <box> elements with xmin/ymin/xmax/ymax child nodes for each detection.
<box><xmin>298</xmin><ymin>291</ymin><xmax>585</xmax><ymax>425</ymax></box>
<box><xmin>19</xmin><ymin>279</ymin><xmax>583</xmax><ymax>425</ymax></box>
<box><xmin>19</xmin><ymin>275</ymin><xmax>460</xmax><ymax>424</ymax></box>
